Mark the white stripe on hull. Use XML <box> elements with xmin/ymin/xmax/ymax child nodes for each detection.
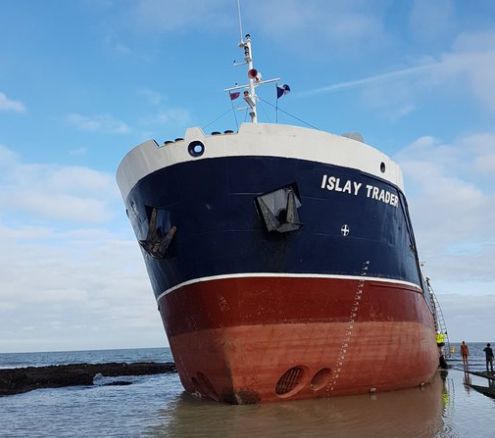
<box><xmin>156</xmin><ymin>272</ymin><xmax>422</xmax><ymax>302</ymax></box>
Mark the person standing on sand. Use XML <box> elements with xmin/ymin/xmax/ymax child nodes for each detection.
<box><xmin>460</xmin><ymin>341</ymin><xmax>469</xmax><ymax>368</ymax></box>
<box><xmin>483</xmin><ymin>343</ymin><xmax>494</xmax><ymax>373</ymax></box>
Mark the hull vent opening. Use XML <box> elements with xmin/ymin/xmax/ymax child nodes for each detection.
<box><xmin>310</xmin><ymin>368</ymin><xmax>332</xmax><ymax>391</ymax></box>
<box><xmin>275</xmin><ymin>366</ymin><xmax>305</xmax><ymax>396</ymax></box>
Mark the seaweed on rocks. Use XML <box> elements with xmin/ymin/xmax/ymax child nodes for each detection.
<box><xmin>0</xmin><ymin>361</ymin><xmax>176</xmax><ymax>396</ymax></box>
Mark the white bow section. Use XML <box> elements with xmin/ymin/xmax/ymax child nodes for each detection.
<box><xmin>116</xmin><ymin>123</ymin><xmax>404</xmax><ymax>201</ymax></box>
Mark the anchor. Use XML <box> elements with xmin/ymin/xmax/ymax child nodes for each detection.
<box><xmin>257</xmin><ymin>187</ymin><xmax>302</xmax><ymax>233</ymax></box>
<box><xmin>139</xmin><ymin>207</ymin><xmax>176</xmax><ymax>258</ymax></box>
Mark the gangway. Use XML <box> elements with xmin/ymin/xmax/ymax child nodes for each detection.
<box><xmin>426</xmin><ymin>277</ymin><xmax>451</xmax><ymax>358</ymax></box>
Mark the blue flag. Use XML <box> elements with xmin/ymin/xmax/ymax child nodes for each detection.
<box><xmin>276</xmin><ymin>84</ymin><xmax>291</xmax><ymax>99</ymax></box>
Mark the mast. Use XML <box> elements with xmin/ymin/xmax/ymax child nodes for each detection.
<box><xmin>224</xmin><ymin>33</ymin><xmax>280</xmax><ymax>124</ymax></box>
<box><xmin>243</xmin><ymin>34</ymin><xmax>257</xmax><ymax>123</ymax></box>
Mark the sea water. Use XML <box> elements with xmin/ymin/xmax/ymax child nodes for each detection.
<box><xmin>0</xmin><ymin>343</ymin><xmax>493</xmax><ymax>437</ymax></box>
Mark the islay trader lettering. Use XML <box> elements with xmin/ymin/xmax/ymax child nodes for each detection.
<box><xmin>321</xmin><ymin>175</ymin><xmax>362</xmax><ymax>195</ymax></box>
<box><xmin>320</xmin><ymin>174</ymin><xmax>398</xmax><ymax>207</ymax></box>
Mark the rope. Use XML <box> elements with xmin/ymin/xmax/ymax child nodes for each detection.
<box><xmin>201</xmin><ymin>108</ymin><xmax>233</xmax><ymax>131</ymax></box>
<box><xmin>257</xmin><ymin>96</ymin><xmax>320</xmax><ymax>130</ymax></box>
<box><xmin>275</xmin><ymin>95</ymin><xmax>278</xmax><ymax>123</ymax></box>
<box><xmin>207</xmin><ymin>90</ymin><xmax>317</xmax><ymax>133</ymax></box>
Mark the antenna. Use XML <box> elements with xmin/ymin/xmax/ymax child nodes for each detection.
<box><xmin>236</xmin><ymin>0</ymin><xmax>244</xmax><ymax>44</ymax></box>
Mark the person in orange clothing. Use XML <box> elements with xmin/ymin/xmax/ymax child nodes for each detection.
<box><xmin>460</xmin><ymin>341</ymin><xmax>469</xmax><ymax>368</ymax></box>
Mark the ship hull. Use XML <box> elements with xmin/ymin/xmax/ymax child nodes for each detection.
<box><xmin>117</xmin><ymin>123</ymin><xmax>438</xmax><ymax>404</ymax></box>
<box><xmin>160</xmin><ymin>276</ymin><xmax>438</xmax><ymax>403</ymax></box>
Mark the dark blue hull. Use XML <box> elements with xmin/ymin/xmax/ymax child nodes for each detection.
<box><xmin>124</xmin><ymin>156</ymin><xmax>424</xmax><ymax>298</ymax></box>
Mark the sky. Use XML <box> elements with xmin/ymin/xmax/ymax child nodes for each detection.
<box><xmin>1</xmin><ymin>0</ymin><xmax>494</xmax><ymax>353</ymax></box>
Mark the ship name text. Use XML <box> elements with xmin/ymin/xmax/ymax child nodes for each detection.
<box><xmin>320</xmin><ymin>174</ymin><xmax>398</xmax><ymax>207</ymax></box>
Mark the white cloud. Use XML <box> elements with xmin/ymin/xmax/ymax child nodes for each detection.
<box><xmin>45</xmin><ymin>166</ymin><xmax>116</xmax><ymax>193</ymax></box>
<box><xmin>395</xmin><ymin>133</ymin><xmax>495</xmax><ymax>283</ymax></box>
<box><xmin>8</xmin><ymin>193</ymin><xmax>112</xmax><ymax>223</ymax></box>
<box><xmin>458</xmin><ymin>133</ymin><xmax>495</xmax><ymax>175</ymax></box>
<box><xmin>296</xmin><ymin>61</ymin><xmax>437</xmax><ymax>119</ymax></box>
<box><xmin>69</xmin><ymin>147</ymin><xmax>88</xmax><ymax>156</ymax></box>
<box><xmin>436</xmin><ymin>293</ymin><xmax>495</xmax><ymax>342</ymax></box>
<box><xmin>135</xmin><ymin>89</ymin><xmax>192</xmax><ymax>131</ymax></box>
<box><xmin>296</xmin><ymin>64</ymin><xmax>436</xmax><ymax>98</ymax></box>
<box><xmin>127</xmin><ymin>0</ymin><xmax>389</xmax><ymax>56</ymax></box>
<box><xmin>396</xmin><ymin>132</ymin><xmax>495</xmax><ymax>341</ymax></box>
<box><xmin>67</xmin><ymin>113</ymin><xmax>130</xmax><ymax>134</ymax></box>
<box><xmin>0</xmin><ymin>224</ymin><xmax>54</xmax><ymax>240</ymax></box>
<box><xmin>297</xmin><ymin>29</ymin><xmax>495</xmax><ymax>116</ymax></box>
<box><xmin>0</xmin><ymin>144</ymin><xmax>18</xmax><ymax>165</ymax></box>
<box><xmin>140</xmin><ymin>108</ymin><xmax>191</xmax><ymax>127</ymax></box>
<box><xmin>0</xmin><ymin>144</ymin><xmax>118</xmax><ymax>223</ymax></box>
<box><xmin>0</xmin><ymin>223</ymin><xmax>163</xmax><ymax>352</ymax></box>
<box><xmin>451</xmin><ymin>29</ymin><xmax>495</xmax><ymax>52</ymax></box>
<box><xmin>392</xmin><ymin>30</ymin><xmax>495</xmax><ymax>112</ymax></box>
<box><xmin>296</xmin><ymin>60</ymin><xmax>442</xmax><ymax>119</ymax></box>
<box><xmin>103</xmin><ymin>34</ymin><xmax>133</xmax><ymax>56</ymax></box>
<box><xmin>427</xmin><ymin>31</ymin><xmax>495</xmax><ymax>112</ymax></box>
<box><xmin>0</xmin><ymin>91</ymin><xmax>26</xmax><ymax>113</ymax></box>
<box><xmin>0</xmin><ymin>145</ymin><xmax>164</xmax><ymax>352</ymax></box>
<box><xmin>246</xmin><ymin>0</ymin><xmax>388</xmax><ymax>54</ymax></box>
<box><xmin>139</xmin><ymin>88</ymin><xmax>163</xmax><ymax>106</ymax></box>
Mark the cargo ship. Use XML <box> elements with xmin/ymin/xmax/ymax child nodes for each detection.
<box><xmin>116</xmin><ymin>33</ymin><xmax>439</xmax><ymax>404</ymax></box>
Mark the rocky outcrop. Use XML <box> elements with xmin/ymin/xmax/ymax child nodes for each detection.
<box><xmin>0</xmin><ymin>362</ymin><xmax>176</xmax><ymax>396</ymax></box>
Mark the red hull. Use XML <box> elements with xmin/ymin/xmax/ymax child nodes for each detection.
<box><xmin>158</xmin><ymin>276</ymin><xmax>438</xmax><ymax>404</ymax></box>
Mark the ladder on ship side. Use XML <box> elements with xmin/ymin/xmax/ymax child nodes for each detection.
<box><xmin>426</xmin><ymin>277</ymin><xmax>451</xmax><ymax>358</ymax></box>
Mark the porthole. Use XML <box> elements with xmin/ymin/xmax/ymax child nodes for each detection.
<box><xmin>380</xmin><ymin>162</ymin><xmax>386</xmax><ymax>173</ymax></box>
<box><xmin>188</xmin><ymin>140</ymin><xmax>205</xmax><ymax>157</ymax></box>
